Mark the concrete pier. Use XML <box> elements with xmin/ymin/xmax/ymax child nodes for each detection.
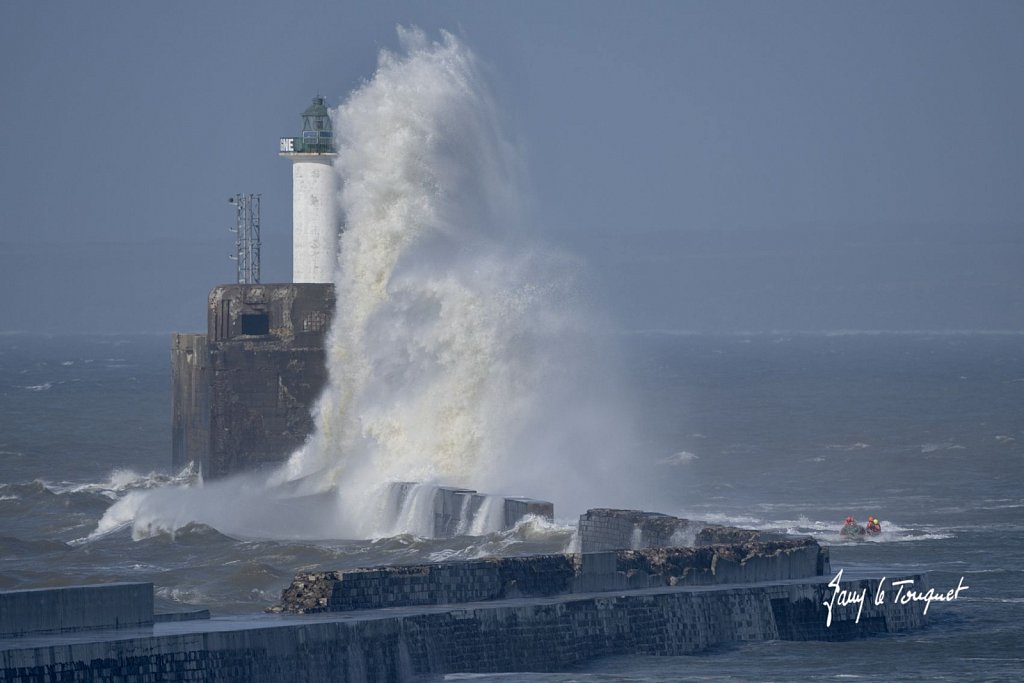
<box><xmin>275</xmin><ymin>540</ymin><xmax>828</xmax><ymax>614</ymax></box>
<box><xmin>0</xmin><ymin>584</ymin><xmax>153</xmax><ymax>639</ymax></box>
<box><xmin>0</xmin><ymin>510</ymin><xmax>932</xmax><ymax>680</ymax></box>
<box><xmin>0</xmin><ymin>571</ymin><xmax>927</xmax><ymax>682</ymax></box>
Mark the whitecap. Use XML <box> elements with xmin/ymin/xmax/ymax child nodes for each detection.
<box><xmin>920</xmin><ymin>442</ymin><xmax>964</xmax><ymax>453</ymax></box>
<box><xmin>825</xmin><ymin>442</ymin><xmax>871</xmax><ymax>451</ymax></box>
<box><xmin>155</xmin><ymin>586</ymin><xmax>208</xmax><ymax>606</ymax></box>
<box><xmin>49</xmin><ymin>465</ymin><xmax>197</xmax><ymax>500</ymax></box>
<box><xmin>656</xmin><ymin>450</ymin><xmax>699</xmax><ymax>465</ymax></box>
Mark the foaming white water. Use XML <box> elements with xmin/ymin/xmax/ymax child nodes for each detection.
<box><xmin>390</xmin><ymin>483</ymin><xmax>439</xmax><ymax>538</ymax></box>
<box><xmin>51</xmin><ymin>466</ymin><xmax>196</xmax><ymax>500</ymax></box>
<box><xmin>93</xmin><ymin>28</ymin><xmax>640</xmax><ymax>542</ymax></box>
<box><xmin>427</xmin><ymin>514</ymin><xmax>576</xmax><ymax>563</ymax></box>
<box><xmin>277</xmin><ymin>28</ymin><xmax>639</xmax><ymax>536</ymax></box>
<box><xmin>668</xmin><ymin>526</ymin><xmax>697</xmax><ymax>547</ymax></box>
<box><xmin>454</xmin><ymin>494</ymin><xmax>475</xmax><ymax>536</ymax></box>
<box><xmin>86</xmin><ymin>471</ymin><xmax>344</xmax><ymax>543</ymax></box>
<box><xmin>629</xmin><ymin>525</ymin><xmax>643</xmax><ymax>550</ymax></box>
<box><xmin>667</xmin><ymin>510</ymin><xmax>955</xmax><ymax>544</ymax></box>
<box><xmin>468</xmin><ymin>496</ymin><xmax>505</xmax><ymax>536</ymax></box>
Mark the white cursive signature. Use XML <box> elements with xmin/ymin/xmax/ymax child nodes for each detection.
<box><xmin>823</xmin><ymin>568</ymin><xmax>867</xmax><ymax>626</ymax></box>
<box><xmin>888</xmin><ymin>576</ymin><xmax>970</xmax><ymax>614</ymax></box>
<box><xmin>824</xmin><ymin>569</ymin><xmax>969</xmax><ymax>626</ymax></box>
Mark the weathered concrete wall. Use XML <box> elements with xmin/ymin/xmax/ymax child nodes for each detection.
<box><xmin>578</xmin><ymin>508</ymin><xmax>788</xmax><ymax>552</ymax></box>
<box><xmin>171</xmin><ymin>333</ymin><xmax>209</xmax><ymax>472</ymax></box>
<box><xmin>574</xmin><ymin>542</ymin><xmax>829</xmax><ymax>592</ymax></box>
<box><xmin>385</xmin><ymin>484</ymin><xmax>554</xmax><ymax>538</ymax></box>
<box><xmin>388</xmin><ymin>483</ymin><xmax>480</xmax><ymax>538</ymax></box>
<box><xmin>504</xmin><ymin>497</ymin><xmax>554</xmax><ymax>529</ymax></box>
<box><xmin>0</xmin><ymin>575</ymin><xmax>928</xmax><ymax>682</ymax></box>
<box><xmin>434</xmin><ymin>486</ymin><xmax>478</xmax><ymax>537</ymax></box>
<box><xmin>172</xmin><ymin>283</ymin><xmax>335</xmax><ymax>478</ymax></box>
<box><xmin>276</xmin><ymin>540</ymin><xmax>827</xmax><ymax>614</ymax></box>
<box><xmin>206</xmin><ymin>345</ymin><xmax>326</xmax><ymax>477</ymax></box>
<box><xmin>579</xmin><ymin>508</ymin><xmax>684</xmax><ymax>552</ymax></box>
<box><xmin>0</xmin><ymin>584</ymin><xmax>153</xmax><ymax>638</ymax></box>
<box><xmin>206</xmin><ymin>284</ymin><xmax>334</xmax><ymax>349</ymax></box>
<box><xmin>278</xmin><ymin>554</ymin><xmax>577</xmax><ymax>614</ymax></box>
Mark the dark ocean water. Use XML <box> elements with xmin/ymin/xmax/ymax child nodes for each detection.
<box><xmin>0</xmin><ymin>332</ymin><xmax>1021</xmax><ymax>681</ymax></box>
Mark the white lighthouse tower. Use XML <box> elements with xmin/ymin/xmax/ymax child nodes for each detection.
<box><xmin>279</xmin><ymin>96</ymin><xmax>339</xmax><ymax>283</ymax></box>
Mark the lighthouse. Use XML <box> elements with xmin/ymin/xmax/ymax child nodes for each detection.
<box><xmin>279</xmin><ymin>96</ymin><xmax>339</xmax><ymax>283</ymax></box>
<box><xmin>171</xmin><ymin>96</ymin><xmax>340</xmax><ymax>478</ymax></box>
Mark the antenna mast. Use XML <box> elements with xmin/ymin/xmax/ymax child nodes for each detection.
<box><xmin>228</xmin><ymin>193</ymin><xmax>261</xmax><ymax>284</ymax></box>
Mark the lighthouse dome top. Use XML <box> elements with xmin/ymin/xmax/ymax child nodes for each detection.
<box><xmin>302</xmin><ymin>96</ymin><xmax>331</xmax><ymax>124</ymax></box>
<box><xmin>279</xmin><ymin>95</ymin><xmax>336</xmax><ymax>155</ymax></box>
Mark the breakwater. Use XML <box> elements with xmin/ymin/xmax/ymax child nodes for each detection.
<box><xmin>275</xmin><ymin>539</ymin><xmax>827</xmax><ymax>614</ymax></box>
<box><xmin>0</xmin><ymin>572</ymin><xmax>927</xmax><ymax>682</ymax></box>
<box><xmin>577</xmin><ymin>507</ymin><xmax>789</xmax><ymax>551</ymax></box>
<box><xmin>0</xmin><ymin>510</ymin><xmax>930</xmax><ymax>681</ymax></box>
<box><xmin>0</xmin><ymin>584</ymin><xmax>153</xmax><ymax>639</ymax></box>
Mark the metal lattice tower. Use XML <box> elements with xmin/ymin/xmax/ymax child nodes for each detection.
<box><xmin>228</xmin><ymin>193</ymin><xmax>261</xmax><ymax>284</ymax></box>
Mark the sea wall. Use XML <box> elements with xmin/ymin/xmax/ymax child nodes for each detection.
<box><xmin>578</xmin><ymin>508</ymin><xmax>788</xmax><ymax>552</ymax></box>
<box><xmin>277</xmin><ymin>554</ymin><xmax>577</xmax><ymax>613</ymax></box>
<box><xmin>0</xmin><ymin>574</ymin><xmax>928</xmax><ymax>682</ymax></box>
<box><xmin>0</xmin><ymin>584</ymin><xmax>153</xmax><ymax>638</ymax></box>
<box><xmin>276</xmin><ymin>540</ymin><xmax>827</xmax><ymax>614</ymax></box>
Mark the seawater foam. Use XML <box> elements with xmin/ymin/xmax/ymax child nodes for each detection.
<box><xmin>468</xmin><ymin>496</ymin><xmax>505</xmax><ymax>537</ymax></box>
<box><xmin>55</xmin><ymin>465</ymin><xmax>196</xmax><ymax>500</ymax></box>
<box><xmin>93</xmin><ymin>27</ymin><xmax>639</xmax><ymax>542</ymax></box>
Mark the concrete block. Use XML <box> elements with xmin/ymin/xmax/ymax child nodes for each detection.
<box><xmin>0</xmin><ymin>583</ymin><xmax>153</xmax><ymax>638</ymax></box>
<box><xmin>173</xmin><ymin>283</ymin><xmax>335</xmax><ymax>478</ymax></box>
<box><xmin>503</xmin><ymin>497</ymin><xmax>554</xmax><ymax>529</ymax></box>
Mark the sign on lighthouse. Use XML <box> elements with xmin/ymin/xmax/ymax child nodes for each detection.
<box><xmin>279</xmin><ymin>96</ymin><xmax>339</xmax><ymax>284</ymax></box>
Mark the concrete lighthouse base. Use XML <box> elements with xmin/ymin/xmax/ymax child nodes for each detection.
<box><xmin>172</xmin><ymin>283</ymin><xmax>335</xmax><ymax>478</ymax></box>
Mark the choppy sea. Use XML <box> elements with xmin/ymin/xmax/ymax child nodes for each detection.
<box><xmin>1</xmin><ymin>332</ymin><xmax>1021</xmax><ymax>681</ymax></box>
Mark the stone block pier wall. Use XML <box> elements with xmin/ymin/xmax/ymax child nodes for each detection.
<box><xmin>0</xmin><ymin>573</ymin><xmax>926</xmax><ymax>682</ymax></box>
<box><xmin>578</xmin><ymin>508</ymin><xmax>790</xmax><ymax>552</ymax></box>
<box><xmin>0</xmin><ymin>509</ymin><xmax>928</xmax><ymax>681</ymax></box>
<box><xmin>276</xmin><ymin>540</ymin><xmax>827</xmax><ymax>614</ymax></box>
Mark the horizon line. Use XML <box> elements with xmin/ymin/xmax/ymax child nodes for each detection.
<box><xmin>3</xmin><ymin>328</ymin><xmax>1024</xmax><ymax>338</ymax></box>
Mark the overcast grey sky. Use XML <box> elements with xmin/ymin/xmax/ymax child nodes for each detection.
<box><xmin>1</xmin><ymin>1</ymin><xmax>1021</xmax><ymax>333</ymax></box>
